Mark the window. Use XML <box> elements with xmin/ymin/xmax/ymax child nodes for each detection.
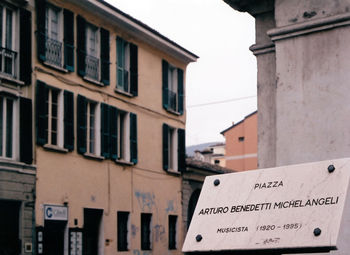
<box><xmin>36</xmin><ymin>81</ymin><xmax>74</xmax><ymax>151</ymax></box>
<box><xmin>116</xmin><ymin>37</ymin><xmax>138</xmax><ymax>96</ymax></box>
<box><xmin>168</xmin><ymin>215</ymin><xmax>177</xmax><ymax>250</ymax></box>
<box><xmin>238</xmin><ymin>136</ymin><xmax>245</xmax><ymax>142</ymax></box>
<box><xmin>77</xmin><ymin>95</ymin><xmax>101</xmax><ymax>157</ymax></box>
<box><xmin>162</xmin><ymin>124</ymin><xmax>185</xmax><ymax>172</ymax></box>
<box><xmin>0</xmin><ymin>5</ymin><xmax>17</xmax><ymax>79</ymax></box>
<box><xmin>162</xmin><ymin>60</ymin><xmax>184</xmax><ymax>114</ymax></box>
<box><xmin>77</xmin><ymin>15</ymin><xmax>109</xmax><ymax>85</ymax></box>
<box><xmin>0</xmin><ymin>96</ymin><xmax>15</xmax><ymax>159</ymax></box>
<box><xmin>36</xmin><ymin>1</ymin><xmax>74</xmax><ymax>71</ymax></box>
<box><xmin>141</xmin><ymin>213</ymin><xmax>152</xmax><ymax>250</ymax></box>
<box><xmin>117</xmin><ymin>211</ymin><xmax>129</xmax><ymax>251</ymax></box>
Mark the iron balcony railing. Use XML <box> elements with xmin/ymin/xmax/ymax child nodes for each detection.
<box><xmin>168</xmin><ymin>90</ymin><xmax>177</xmax><ymax>112</ymax></box>
<box><xmin>85</xmin><ymin>54</ymin><xmax>100</xmax><ymax>81</ymax></box>
<box><xmin>0</xmin><ymin>47</ymin><xmax>17</xmax><ymax>79</ymax></box>
<box><xmin>45</xmin><ymin>37</ymin><xmax>63</xmax><ymax>67</ymax></box>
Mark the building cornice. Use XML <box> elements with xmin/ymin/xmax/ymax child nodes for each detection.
<box><xmin>268</xmin><ymin>12</ymin><xmax>350</xmax><ymax>41</ymax></box>
<box><xmin>69</xmin><ymin>0</ymin><xmax>198</xmax><ymax>64</ymax></box>
<box><xmin>249</xmin><ymin>43</ymin><xmax>275</xmax><ymax>56</ymax></box>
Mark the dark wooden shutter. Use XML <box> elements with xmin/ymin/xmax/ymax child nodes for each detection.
<box><xmin>77</xmin><ymin>15</ymin><xmax>86</xmax><ymax>77</ymax></box>
<box><xmin>20</xmin><ymin>8</ymin><xmax>32</xmax><ymax>85</ymax></box>
<box><xmin>178</xmin><ymin>128</ymin><xmax>186</xmax><ymax>172</ymax></box>
<box><xmin>100</xmin><ymin>103</ymin><xmax>110</xmax><ymax>158</ymax></box>
<box><xmin>162</xmin><ymin>60</ymin><xmax>169</xmax><ymax>110</ymax></box>
<box><xmin>162</xmin><ymin>123</ymin><xmax>169</xmax><ymax>171</ymax></box>
<box><xmin>35</xmin><ymin>0</ymin><xmax>46</xmax><ymax>62</ymax></box>
<box><xmin>130</xmin><ymin>113</ymin><xmax>137</xmax><ymax>164</ymax></box>
<box><xmin>77</xmin><ymin>95</ymin><xmax>87</xmax><ymax>154</ymax></box>
<box><xmin>100</xmin><ymin>28</ymin><xmax>110</xmax><ymax>85</ymax></box>
<box><xmin>64</xmin><ymin>9</ymin><xmax>74</xmax><ymax>72</ymax></box>
<box><xmin>20</xmin><ymin>97</ymin><xmax>33</xmax><ymax>164</ymax></box>
<box><xmin>64</xmin><ymin>90</ymin><xmax>74</xmax><ymax>151</ymax></box>
<box><xmin>130</xmin><ymin>43</ymin><xmax>138</xmax><ymax>96</ymax></box>
<box><xmin>109</xmin><ymin>106</ymin><xmax>118</xmax><ymax>160</ymax></box>
<box><xmin>177</xmin><ymin>68</ymin><xmax>184</xmax><ymax>115</ymax></box>
<box><xmin>36</xmin><ymin>80</ymin><xmax>48</xmax><ymax>145</ymax></box>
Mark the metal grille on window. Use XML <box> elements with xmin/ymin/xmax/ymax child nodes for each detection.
<box><xmin>45</xmin><ymin>7</ymin><xmax>63</xmax><ymax>67</ymax></box>
<box><xmin>85</xmin><ymin>26</ymin><xmax>99</xmax><ymax>81</ymax></box>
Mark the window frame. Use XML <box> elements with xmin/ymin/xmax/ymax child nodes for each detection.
<box><xmin>168</xmin><ymin>126</ymin><xmax>178</xmax><ymax>172</ymax></box>
<box><xmin>0</xmin><ymin>95</ymin><xmax>19</xmax><ymax>160</ymax></box>
<box><xmin>0</xmin><ymin>4</ymin><xmax>19</xmax><ymax>79</ymax></box>
<box><xmin>84</xmin><ymin>22</ymin><xmax>101</xmax><ymax>82</ymax></box>
<box><xmin>85</xmin><ymin>99</ymin><xmax>101</xmax><ymax>156</ymax></box>
<box><xmin>116</xmin><ymin>111</ymin><xmax>130</xmax><ymax>162</ymax></box>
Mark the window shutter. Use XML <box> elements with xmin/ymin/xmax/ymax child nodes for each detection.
<box><xmin>109</xmin><ymin>106</ymin><xmax>118</xmax><ymax>160</ymax></box>
<box><xmin>130</xmin><ymin>113</ymin><xmax>137</xmax><ymax>164</ymax></box>
<box><xmin>35</xmin><ymin>0</ymin><xmax>46</xmax><ymax>62</ymax></box>
<box><xmin>100</xmin><ymin>103</ymin><xmax>110</xmax><ymax>158</ymax></box>
<box><xmin>20</xmin><ymin>97</ymin><xmax>33</xmax><ymax>164</ymax></box>
<box><xmin>162</xmin><ymin>123</ymin><xmax>169</xmax><ymax>171</ymax></box>
<box><xmin>36</xmin><ymin>80</ymin><xmax>48</xmax><ymax>146</ymax></box>
<box><xmin>77</xmin><ymin>15</ymin><xmax>86</xmax><ymax>77</ymax></box>
<box><xmin>116</xmin><ymin>37</ymin><xmax>124</xmax><ymax>88</ymax></box>
<box><xmin>162</xmin><ymin>60</ymin><xmax>169</xmax><ymax>110</ymax></box>
<box><xmin>20</xmin><ymin>8</ymin><xmax>32</xmax><ymax>85</ymax></box>
<box><xmin>100</xmin><ymin>28</ymin><xmax>110</xmax><ymax>85</ymax></box>
<box><xmin>64</xmin><ymin>90</ymin><xmax>74</xmax><ymax>151</ymax></box>
<box><xmin>177</xmin><ymin>68</ymin><xmax>184</xmax><ymax>115</ymax></box>
<box><xmin>77</xmin><ymin>95</ymin><xmax>87</xmax><ymax>154</ymax></box>
<box><xmin>130</xmin><ymin>43</ymin><xmax>138</xmax><ymax>96</ymax></box>
<box><xmin>64</xmin><ymin>9</ymin><xmax>74</xmax><ymax>72</ymax></box>
<box><xmin>178</xmin><ymin>128</ymin><xmax>186</xmax><ymax>172</ymax></box>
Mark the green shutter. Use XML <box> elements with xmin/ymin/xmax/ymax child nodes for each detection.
<box><xmin>162</xmin><ymin>60</ymin><xmax>169</xmax><ymax>110</ymax></box>
<box><xmin>35</xmin><ymin>0</ymin><xmax>46</xmax><ymax>62</ymax></box>
<box><xmin>77</xmin><ymin>15</ymin><xmax>86</xmax><ymax>77</ymax></box>
<box><xmin>77</xmin><ymin>95</ymin><xmax>87</xmax><ymax>154</ymax></box>
<box><xmin>100</xmin><ymin>28</ymin><xmax>110</xmax><ymax>85</ymax></box>
<box><xmin>100</xmin><ymin>103</ymin><xmax>110</xmax><ymax>158</ymax></box>
<box><xmin>178</xmin><ymin>129</ymin><xmax>186</xmax><ymax>172</ymax></box>
<box><xmin>116</xmin><ymin>37</ymin><xmax>124</xmax><ymax>89</ymax></box>
<box><xmin>64</xmin><ymin>90</ymin><xmax>74</xmax><ymax>151</ymax></box>
<box><xmin>130</xmin><ymin>43</ymin><xmax>138</xmax><ymax>96</ymax></box>
<box><xmin>20</xmin><ymin>97</ymin><xmax>33</xmax><ymax>164</ymax></box>
<box><xmin>64</xmin><ymin>9</ymin><xmax>74</xmax><ymax>72</ymax></box>
<box><xmin>130</xmin><ymin>113</ymin><xmax>137</xmax><ymax>164</ymax></box>
<box><xmin>36</xmin><ymin>80</ymin><xmax>48</xmax><ymax>145</ymax></box>
<box><xmin>177</xmin><ymin>69</ymin><xmax>184</xmax><ymax>115</ymax></box>
<box><xmin>20</xmin><ymin>8</ymin><xmax>32</xmax><ymax>85</ymax></box>
<box><xmin>162</xmin><ymin>123</ymin><xmax>169</xmax><ymax>171</ymax></box>
<box><xmin>109</xmin><ymin>106</ymin><xmax>118</xmax><ymax>160</ymax></box>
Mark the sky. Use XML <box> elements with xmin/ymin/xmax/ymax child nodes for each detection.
<box><xmin>105</xmin><ymin>0</ymin><xmax>257</xmax><ymax>146</ymax></box>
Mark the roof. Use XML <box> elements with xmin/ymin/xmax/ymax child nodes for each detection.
<box><xmin>220</xmin><ymin>110</ymin><xmax>257</xmax><ymax>135</ymax></box>
<box><xmin>71</xmin><ymin>0</ymin><xmax>199</xmax><ymax>63</ymax></box>
<box><xmin>186</xmin><ymin>158</ymin><xmax>234</xmax><ymax>174</ymax></box>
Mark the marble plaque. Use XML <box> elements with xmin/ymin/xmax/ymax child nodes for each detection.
<box><xmin>182</xmin><ymin>158</ymin><xmax>350</xmax><ymax>253</ymax></box>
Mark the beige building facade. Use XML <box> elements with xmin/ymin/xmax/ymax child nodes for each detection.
<box><xmin>0</xmin><ymin>0</ymin><xmax>197</xmax><ymax>254</ymax></box>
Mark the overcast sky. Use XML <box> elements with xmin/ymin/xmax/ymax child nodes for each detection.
<box><xmin>105</xmin><ymin>0</ymin><xmax>257</xmax><ymax>146</ymax></box>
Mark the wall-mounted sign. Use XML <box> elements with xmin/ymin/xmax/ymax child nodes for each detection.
<box><xmin>183</xmin><ymin>158</ymin><xmax>350</xmax><ymax>253</ymax></box>
<box><xmin>44</xmin><ymin>205</ymin><xmax>68</xmax><ymax>221</ymax></box>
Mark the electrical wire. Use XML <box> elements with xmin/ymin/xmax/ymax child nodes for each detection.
<box><xmin>187</xmin><ymin>95</ymin><xmax>257</xmax><ymax>108</ymax></box>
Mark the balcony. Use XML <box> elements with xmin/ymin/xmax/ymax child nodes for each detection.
<box><xmin>85</xmin><ymin>54</ymin><xmax>100</xmax><ymax>81</ymax></box>
<box><xmin>0</xmin><ymin>47</ymin><xmax>17</xmax><ymax>79</ymax></box>
<box><xmin>45</xmin><ymin>37</ymin><xmax>63</xmax><ymax>68</ymax></box>
<box><xmin>168</xmin><ymin>90</ymin><xmax>177</xmax><ymax>112</ymax></box>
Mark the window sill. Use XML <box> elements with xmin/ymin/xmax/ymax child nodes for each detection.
<box><xmin>167</xmin><ymin>169</ymin><xmax>181</xmax><ymax>175</ymax></box>
<box><xmin>0</xmin><ymin>73</ymin><xmax>25</xmax><ymax>86</ymax></box>
<box><xmin>0</xmin><ymin>159</ymin><xmax>36</xmax><ymax>174</ymax></box>
<box><xmin>83</xmin><ymin>152</ymin><xmax>105</xmax><ymax>161</ymax></box>
<box><xmin>43</xmin><ymin>144</ymin><xmax>69</xmax><ymax>153</ymax></box>
<box><xmin>114</xmin><ymin>88</ymin><xmax>134</xmax><ymax>97</ymax></box>
<box><xmin>166</xmin><ymin>108</ymin><xmax>181</xmax><ymax>116</ymax></box>
<box><xmin>83</xmin><ymin>76</ymin><xmax>104</xmax><ymax>87</ymax></box>
<box><xmin>115</xmin><ymin>159</ymin><xmax>134</xmax><ymax>166</ymax></box>
<box><xmin>43</xmin><ymin>61</ymin><xmax>69</xmax><ymax>73</ymax></box>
